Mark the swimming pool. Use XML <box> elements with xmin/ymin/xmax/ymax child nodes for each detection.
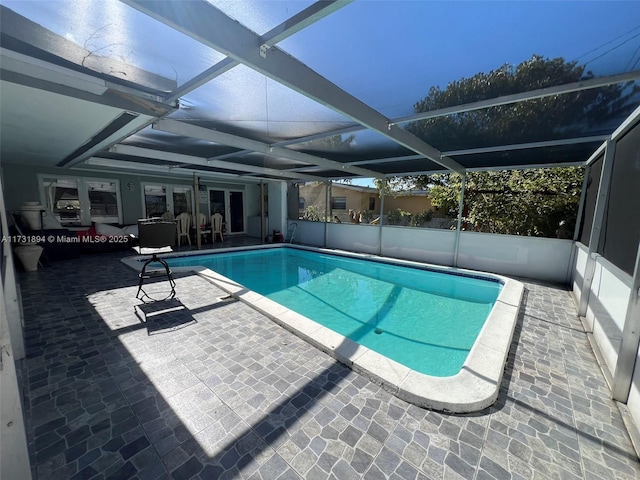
<box><xmin>124</xmin><ymin>245</ymin><xmax>523</xmax><ymax>412</ymax></box>
<box><xmin>167</xmin><ymin>248</ymin><xmax>501</xmax><ymax>377</ymax></box>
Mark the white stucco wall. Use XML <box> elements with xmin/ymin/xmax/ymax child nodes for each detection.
<box><xmin>585</xmin><ymin>256</ymin><xmax>632</xmax><ymax>378</ymax></box>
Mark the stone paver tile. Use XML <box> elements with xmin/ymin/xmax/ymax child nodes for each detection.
<box><xmin>18</xmin><ymin>254</ymin><xmax>640</xmax><ymax>480</ymax></box>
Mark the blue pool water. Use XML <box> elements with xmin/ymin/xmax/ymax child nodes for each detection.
<box><xmin>166</xmin><ymin>248</ymin><xmax>502</xmax><ymax>377</ymax></box>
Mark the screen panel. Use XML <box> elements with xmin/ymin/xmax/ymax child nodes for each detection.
<box><xmin>598</xmin><ymin>121</ymin><xmax>640</xmax><ymax>276</ymax></box>
<box><xmin>578</xmin><ymin>155</ymin><xmax>603</xmax><ymax>246</ymax></box>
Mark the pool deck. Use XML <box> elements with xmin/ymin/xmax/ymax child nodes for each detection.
<box><xmin>17</xmin><ymin>242</ymin><xmax>640</xmax><ymax>479</ymax></box>
<box><xmin>123</xmin><ymin>244</ymin><xmax>524</xmax><ymax>414</ymax></box>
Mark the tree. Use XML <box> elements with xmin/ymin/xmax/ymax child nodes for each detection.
<box><xmin>408</xmin><ymin>55</ymin><xmax>634</xmax><ymax>150</ymax></box>
<box><xmin>429</xmin><ymin>168</ymin><xmax>584</xmax><ymax>236</ymax></box>
<box><xmin>377</xmin><ymin>55</ymin><xmax>637</xmax><ymax>236</ymax></box>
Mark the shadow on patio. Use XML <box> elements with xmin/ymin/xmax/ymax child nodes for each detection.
<box><xmin>17</xmin><ymin>250</ymin><xmax>640</xmax><ymax>479</ymax></box>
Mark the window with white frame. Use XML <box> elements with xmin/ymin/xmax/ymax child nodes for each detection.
<box><xmin>143</xmin><ymin>184</ymin><xmax>194</xmax><ymax>219</ymax></box>
<box><xmin>39</xmin><ymin>175</ymin><xmax>122</xmax><ymax>226</ymax></box>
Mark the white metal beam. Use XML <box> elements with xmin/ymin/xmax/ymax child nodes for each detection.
<box><xmin>578</xmin><ymin>140</ymin><xmax>616</xmax><ymax>317</ymax></box>
<box><xmin>260</xmin><ymin>1</ymin><xmax>353</xmax><ymax>47</ymax></box>
<box><xmin>164</xmin><ymin>58</ymin><xmax>237</xmax><ymax>104</ymax></box>
<box><xmin>343</xmin><ymin>136</ymin><xmax>608</xmax><ymax>168</ymax></box>
<box><xmin>441</xmin><ymin>135</ymin><xmax>609</xmax><ymax>156</ymax></box>
<box><xmin>164</xmin><ymin>1</ymin><xmax>352</xmax><ymax>103</ymax></box>
<box><xmin>272</xmin><ymin>74</ymin><xmax>639</xmax><ymax>152</ymax></box>
<box><xmin>122</xmin><ymin>0</ymin><xmax>465</xmax><ymax>174</ymax></box>
<box><xmin>612</xmin><ymin>242</ymin><xmax>640</xmax><ymax>402</ymax></box>
<box><xmin>391</xmin><ymin>71</ymin><xmax>640</xmax><ymax>125</ymax></box>
<box><xmin>347</xmin><ymin>155</ymin><xmax>423</xmax><ymax>167</ymax></box>
<box><xmin>108</xmin><ymin>144</ymin><xmax>326</xmax><ymax>181</ymax></box>
<box><xmin>453</xmin><ymin>173</ymin><xmax>467</xmax><ymax>267</ymax></box>
<box><xmin>85</xmin><ymin>157</ymin><xmax>267</xmax><ymax>183</ymax></box>
<box><xmin>153</xmin><ymin>118</ymin><xmax>383</xmax><ymax>178</ymax></box>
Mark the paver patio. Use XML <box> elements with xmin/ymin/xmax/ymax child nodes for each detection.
<box><xmin>17</xmin><ymin>247</ymin><xmax>640</xmax><ymax>479</ymax></box>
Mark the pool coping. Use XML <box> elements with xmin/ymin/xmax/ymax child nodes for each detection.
<box><xmin>122</xmin><ymin>244</ymin><xmax>524</xmax><ymax>413</ymax></box>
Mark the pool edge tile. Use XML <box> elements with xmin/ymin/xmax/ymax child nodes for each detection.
<box><xmin>122</xmin><ymin>246</ymin><xmax>526</xmax><ymax>414</ymax></box>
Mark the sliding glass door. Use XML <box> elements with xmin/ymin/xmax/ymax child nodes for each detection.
<box><xmin>229</xmin><ymin>191</ymin><xmax>244</xmax><ymax>233</ymax></box>
<box><xmin>209</xmin><ymin>189</ymin><xmax>245</xmax><ymax>234</ymax></box>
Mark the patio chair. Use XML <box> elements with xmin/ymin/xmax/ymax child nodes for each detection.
<box><xmin>176</xmin><ymin>212</ymin><xmax>191</xmax><ymax>246</ymax></box>
<box><xmin>194</xmin><ymin>212</ymin><xmax>211</xmax><ymax>243</ymax></box>
<box><xmin>211</xmin><ymin>213</ymin><xmax>224</xmax><ymax>242</ymax></box>
<box><xmin>135</xmin><ymin>219</ymin><xmax>177</xmax><ymax>302</ymax></box>
<box><xmin>285</xmin><ymin>223</ymin><xmax>297</xmax><ymax>243</ymax></box>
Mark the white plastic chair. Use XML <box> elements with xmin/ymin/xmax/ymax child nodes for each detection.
<box><xmin>211</xmin><ymin>213</ymin><xmax>224</xmax><ymax>242</ymax></box>
<box><xmin>195</xmin><ymin>212</ymin><xmax>210</xmax><ymax>243</ymax></box>
<box><xmin>176</xmin><ymin>212</ymin><xmax>191</xmax><ymax>246</ymax></box>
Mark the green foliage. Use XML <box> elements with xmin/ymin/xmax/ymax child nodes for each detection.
<box><xmin>411</xmin><ymin>210</ymin><xmax>434</xmax><ymax>227</ymax></box>
<box><xmin>408</xmin><ymin>55</ymin><xmax>636</xmax><ymax>150</ymax></box>
<box><xmin>387</xmin><ymin>208</ymin><xmax>413</xmax><ymax>226</ymax></box>
<box><xmin>301</xmin><ymin>205</ymin><xmax>324</xmax><ymax>222</ymax></box>
<box><xmin>374</xmin><ymin>54</ymin><xmax>635</xmax><ymax>236</ymax></box>
<box><xmin>426</xmin><ymin>167</ymin><xmax>585</xmax><ymax>236</ymax></box>
<box><xmin>360</xmin><ymin>209</ymin><xmax>375</xmax><ymax>223</ymax></box>
<box><xmin>385</xmin><ymin>209</ymin><xmax>435</xmax><ymax>228</ymax></box>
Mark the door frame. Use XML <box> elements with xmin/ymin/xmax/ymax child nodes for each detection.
<box><xmin>208</xmin><ymin>188</ymin><xmax>246</xmax><ymax>234</ymax></box>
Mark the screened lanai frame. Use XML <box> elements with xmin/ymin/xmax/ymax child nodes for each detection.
<box><xmin>1</xmin><ymin>1</ymin><xmax>640</xmax><ymax>316</ymax></box>
<box><xmin>2</xmin><ymin>0</ymin><xmax>639</xmax><ymax>275</ymax></box>
<box><xmin>572</xmin><ymin>109</ymin><xmax>640</xmax><ymax>406</ymax></box>
<box><xmin>3</xmin><ymin>2</ymin><xmax>640</xmax><ymax>471</ymax></box>
<box><xmin>2</xmin><ymin>0</ymin><xmax>640</xmax><ymax>183</ymax></box>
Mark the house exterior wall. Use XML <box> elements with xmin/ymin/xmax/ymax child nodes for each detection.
<box><xmin>2</xmin><ymin>162</ymin><xmax>270</xmax><ymax>229</ymax></box>
<box><xmin>384</xmin><ymin>195</ymin><xmax>436</xmax><ymax>215</ymax></box>
<box><xmin>298</xmin><ymin>183</ymin><xmax>379</xmax><ymax>222</ymax></box>
<box><xmin>297</xmin><ymin>183</ymin><xmax>447</xmax><ymax>223</ymax></box>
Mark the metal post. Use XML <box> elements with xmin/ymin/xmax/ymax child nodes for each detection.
<box><xmin>453</xmin><ymin>172</ymin><xmax>467</xmax><ymax>267</ymax></box>
<box><xmin>612</xmin><ymin>241</ymin><xmax>640</xmax><ymax>402</ymax></box>
<box><xmin>194</xmin><ymin>174</ymin><xmax>201</xmax><ymax>250</ymax></box>
<box><xmin>378</xmin><ymin>177</ymin><xmax>386</xmax><ymax>256</ymax></box>
<box><xmin>579</xmin><ymin>140</ymin><xmax>615</xmax><ymax>317</ymax></box>
<box><xmin>573</xmin><ymin>165</ymin><xmax>590</xmax><ymax>241</ymax></box>
<box><xmin>260</xmin><ymin>182</ymin><xmax>266</xmax><ymax>243</ymax></box>
<box><xmin>324</xmin><ymin>181</ymin><xmax>330</xmax><ymax>248</ymax></box>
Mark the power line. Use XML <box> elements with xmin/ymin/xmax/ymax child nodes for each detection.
<box><xmin>575</xmin><ymin>24</ymin><xmax>640</xmax><ymax>62</ymax></box>
<box><xmin>625</xmin><ymin>44</ymin><xmax>640</xmax><ymax>71</ymax></box>
<box><xmin>583</xmin><ymin>32</ymin><xmax>640</xmax><ymax>67</ymax></box>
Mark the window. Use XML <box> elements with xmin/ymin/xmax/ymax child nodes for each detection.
<box><xmin>143</xmin><ymin>184</ymin><xmax>194</xmax><ymax>218</ymax></box>
<box><xmin>331</xmin><ymin>196</ymin><xmax>346</xmax><ymax>210</ymax></box>
<box><xmin>40</xmin><ymin>175</ymin><xmax>122</xmax><ymax>226</ymax></box>
<box><xmin>172</xmin><ymin>187</ymin><xmax>193</xmax><ymax>216</ymax></box>
<box><xmin>87</xmin><ymin>181</ymin><xmax>119</xmax><ymax>221</ymax></box>
<box><xmin>48</xmin><ymin>178</ymin><xmax>80</xmax><ymax>226</ymax></box>
<box><xmin>369</xmin><ymin>197</ymin><xmax>376</xmax><ymax>210</ymax></box>
<box><xmin>144</xmin><ymin>185</ymin><xmax>167</xmax><ymax>218</ymax></box>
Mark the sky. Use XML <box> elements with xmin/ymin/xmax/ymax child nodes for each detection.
<box><xmin>279</xmin><ymin>1</ymin><xmax>640</xmax><ymax>116</ymax></box>
<box><xmin>6</xmin><ymin>1</ymin><xmax>639</xmax><ymax>104</ymax></box>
